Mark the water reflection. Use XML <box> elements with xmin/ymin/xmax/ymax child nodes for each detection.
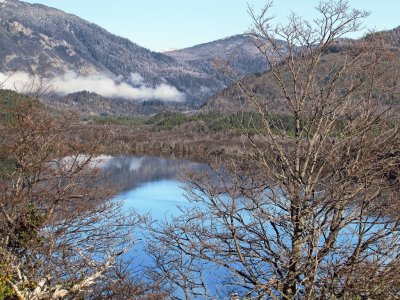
<box><xmin>103</xmin><ymin>156</ymin><xmax>206</xmax><ymax>192</ymax></box>
<box><xmin>103</xmin><ymin>156</ymin><xmax>207</xmax><ymax>217</ymax></box>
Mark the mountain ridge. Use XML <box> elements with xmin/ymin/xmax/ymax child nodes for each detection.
<box><xmin>202</xmin><ymin>33</ymin><xmax>400</xmax><ymax>113</ymax></box>
<box><xmin>165</xmin><ymin>34</ymin><xmax>269</xmax><ymax>77</ymax></box>
<box><xmin>0</xmin><ymin>0</ymin><xmax>286</xmax><ymax>110</ymax></box>
<box><xmin>0</xmin><ymin>0</ymin><xmax>225</xmax><ymax>106</ymax></box>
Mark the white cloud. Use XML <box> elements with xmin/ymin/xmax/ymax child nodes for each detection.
<box><xmin>0</xmin><ymin>71</ymin><xmax>33</xmax><ymax>92</ymax></box>
<box><xmin>129</xmin><ymin>72</ymin><xmax>144</xmax><ymax>85</ymax></box>
<box><xmin>0</xmin><ymin>71</ymin><xmax>185</xmax><ymax>102</ymax></box>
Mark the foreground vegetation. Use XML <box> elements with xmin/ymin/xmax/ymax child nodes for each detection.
<box><xmin>1</xmin><ymin>1</ymin><xmax>400</xmax><ymax>299</ymax></box>
<box><xmin>145</xmin><ymin>1</ymin><xmax>400</xmax><ymax>299</ymax></box>
<box><xmin>0</xmin><ymin>91</ymin><xmax>161</xmax><ymax>299</ymax></box>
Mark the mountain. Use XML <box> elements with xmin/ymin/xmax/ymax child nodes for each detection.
<box><xmin>164</xmin><ymin>34</ymin><xmax>269</xmax><ymax>78</ymax></box>
<box><xmin>0</xmin><ymin>0</ymin><xmax>225</xmax><ymax>107</ymax></box>
<box><xmin>202</xmin><ymin>35</ymin><xmax>400</xmax><ymax>113</ymax></box>
<box><xmin>0</xmin><ymin>0</ymin><xmax>291</xmax><ymax>112</ymax></box>
<box><xmin>202</xmin><ymin>72</ymin><xmax>281</xmax><ymax>113</ymax></box>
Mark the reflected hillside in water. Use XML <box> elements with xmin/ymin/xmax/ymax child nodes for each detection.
<box><xmin>102</xmin><ymin>156</ymin><xmax>207</xmax><ymax>191</ymax></box>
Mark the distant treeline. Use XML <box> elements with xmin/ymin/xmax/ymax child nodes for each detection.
<box><xmin>89</xmin><ymin>111</ymin><xmax>302</xmax><ymax>135</ymax></box>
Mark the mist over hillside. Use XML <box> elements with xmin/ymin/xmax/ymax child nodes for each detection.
<box><xmin>0</xmin><ymin>0</ymin><xmax>287</xmax><ymax>111</ymax></box>
<box><xmin>0</xmin><ymin>0</ymin><xmax>224</xmax><ymax>106</ymax></box>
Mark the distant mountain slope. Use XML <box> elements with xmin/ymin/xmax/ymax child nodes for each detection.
<box><xmin>45</xmin><ymin>91</ymin><xmax>182</xmax><ymax>116</ymax></box>
<box><xmin>0</xmin><ymin>0</ymin><xmax>297</xmax><ymax>111</ymax></box>
<box><xmin>0</xmin><ymin>0</ymin><xmax>225</xmax><ymax>106</ymax></box>
<box><xmin>165</xmin><ymin>34</ymin><xmax>269</xmax><ymax>77</ymax></box>
<box><xmin>202</xmin><ymin>35</ymin><xmax>400</xmax><ymax>113</ymax></box>
<box><xmin>202</xmin><ymin>72</ymin><xmax>282</xmax><ymax>113</ymax></box>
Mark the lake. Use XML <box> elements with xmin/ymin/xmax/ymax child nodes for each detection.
<box><xmin>102</xmin><ymin>155</ymin><xmax>205</xmax><ymax>216</ymax></box>
<box><xmin>100</xmin><ymin>155</ymin><xmax>232</xmax><ymax>298</ymax></box>
<box><xmin>98</xmin><ymin>155</ymin><xmax>399</xmax><ymax>299</ymax></box>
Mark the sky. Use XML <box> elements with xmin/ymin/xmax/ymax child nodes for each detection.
<box><xmin>23</xmin><ymin>0</ymin><xmax>400</xmax><ymax>51</ymax></box>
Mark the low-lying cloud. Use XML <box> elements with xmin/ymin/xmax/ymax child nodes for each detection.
<box><xmin>0</xmin><ymin>71</ymin><xmax>185</xmax><ymax>102</ymax></box>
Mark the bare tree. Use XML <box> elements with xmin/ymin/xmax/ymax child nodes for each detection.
<box><xmin>0</xmin><ymin>90</ymin><xmax>146</xmax><ymax>299</ymax></box>
<box><xmin>145</xmin><ymin>233</ymin><xmax>215</xmax><ymax>300</ymax></box>
<box><xmin>148</xmin><ymin>1</ymin><xmax>400</xmax><ymax>299</ymax></box>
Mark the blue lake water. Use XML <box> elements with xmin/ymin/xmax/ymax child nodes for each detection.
<box><xmin>102</xmin><ymin>155</ymin><xmax>204</xmax><ymax>216</ymax></box>
<box><xmin>120</xmin><ymin>179</ymin><xmax>188</xmax><ymax>217</ymax></box>
<box><xmin>99</xmin><ymin>155</ymin><xmax>399</xmax><ymax>299</ymax></box>
<box><xmin>101</xmin><ymin>156</ymin><xmax>224</xmax><ymax>297</ymax></box>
